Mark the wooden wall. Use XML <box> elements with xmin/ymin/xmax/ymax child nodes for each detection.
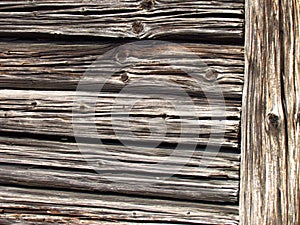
<box><xmin>0</xmin><ymin>1</ymin><xmax>244</xmax><ymax>224</ymax></box>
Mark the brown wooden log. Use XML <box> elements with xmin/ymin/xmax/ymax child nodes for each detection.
<box><xmin>0</xmin><ymin>136</ymin><xmax>240</xmax><ymax>179</ymax></box>
<box><xmin>0</xmin><ymin>88</ymin><xmax>240</xmax><ymax>204</ymax></box>
<box><xmin>0</xmin><ymin>89</ymin><xmax>240</xmax><ymax>149</ymax></box>
<box><xmin>0</xmin><ymin>41</ymin><xmax>244</xmax><ymax>99</ymax></box>
<box><xmin>240</xmin><ymin>0</ymin><xmax>299</xmax><ymax>224</ymax></box>
<box><xmin>0</xmin><ymin>0</ymin><xmax>244</xmax><ymax>41</ymax></box>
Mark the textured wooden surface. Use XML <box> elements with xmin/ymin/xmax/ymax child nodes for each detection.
<box><xmin>240</xmin><ymin>0</ymin><xmax>299</xmax><ymax>224</ymax></box>
<box><xmin>0</xmin><ymin>0</ymin><xmax>244</xmax><ymax>41</ymax></box>
<box><xmin>0</xmin><ymin>186</ymin><xmax>239</xmax><ymax>225</ymax></box>
<box><xmin>0</xmin><ymin>41</ymin><xmax>244</xmax><ymax>94</ymax></box>
<box><xmin>0</xmin><ymin>42</ymin><xmax>243</xmax><ymax>224</ymax></box>
<box><xmin>0</xmin><ymin>0</ymin><xmax>244</xmax><ymax>224</ymax></box>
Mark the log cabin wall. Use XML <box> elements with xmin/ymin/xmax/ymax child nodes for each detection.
<box><xmin>0</xmin><ymin>1</ymin><xmax>245</xmax><ymax>224</ymax></box>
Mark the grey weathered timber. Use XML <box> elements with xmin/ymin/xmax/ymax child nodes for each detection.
<box><xmin>0</xmin><ymin>90</ymin><xmax>240</xmax><ymax>148</ymax></box>
<box><xmin>0</xmin><ymin>0</ymin><xmax>244</xmax><ymax>41</ymax></box>
<box><xmin>0</xmin><ymin>1</ymin><xmax>245</xmax><ymax>224</ymax></box>
<box><xmin>0</xmin><ymin>41</ymin><xmax>244</xmax><ymax>96</ymax></box>
<box><xmin>0</xmin><ymin>39</ymin><xmax>243</xmax><ymax>223</ymax></box>
<box><xmin>0</xmin><ymin>135</ymin><xmax>240</xmax><ymax>179</ymax></box>
<box><xmin>240</xmin><ymin>0</ymin><xmax>299</xmax><ymax>224</ymax></box>
<box><xmin>0</xmin><ymin>135</ymin><xmax>240</xmax><ymax>203</ymax></box>
<box><xmin>0</xmin><ymin>186</ymin><xmax>239</xmax><ymax>225</ymax></box>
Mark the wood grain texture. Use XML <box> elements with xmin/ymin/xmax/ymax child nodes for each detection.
<box><xmin>282</xmin><ymin>1</ymin><xmax>300</xmax><ymax>223</ymax></box>
<box><xmin>240</xmin><ymin>0</ymin><xmax>299</xmax><ymax>224</ymax></box>
<box><xmin>0</xmin><ymin>0</ymin><xmax>244</xmax><ymax>41</ymax></box>
<box><xmin>0</xmin><ymin>1</ymin><xmax>245</xmax><ymax>224</ymax></box>
<box><xmin>0</xmin><ymin>41</ymin><xmax>243</xmax><ymax>147</ymax></box>
<box><xmin>0</xmin><ymin>41</ymin><xmax>244</xmax><ymax>97</ymax></box>
<box><xmin>0</xmin><ymin>135</ymin><xmax>240</xmax><ymax>203</ymax></box>
<box><xmin>0</xmin><ymin>136</ymin><xmax>240</xmax><ymax>179</ymax></box>
<box><xmin>0</xmin><ymin>186</ymin><xmax>239</xmax><ymax>225</ymax></box>
<box><xmin>0</xmin><ymin>91</ymin><xmax>240</xmax><ymax>149</ymax></box>
<box><xmin>0</xmin><ymin>39</ymin><xmax>243</xmax><ymax>223</ymax></box>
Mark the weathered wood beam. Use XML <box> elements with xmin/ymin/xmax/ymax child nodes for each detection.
<box><xmin>0</xmin><ymin>186</ymin><xmax>239</xmax><ymax>224</ymax></box>
<box><xmin>0</xmin><ymin>0</ymin><xmax>244</xmax><ymax>41</ymax></box>
<box><xmin>0</xmin><ymin>136</ymin><xmax>240</xmax><ymax>179</ymax></box>
<box><xmin>0</xmin><ymin>41</ymin><xmax>244</xmax><ymax>98</ymax></box>
<box><xmin>0</xmin><ymin>2</ymin><xmax>245</xmax><ymax>223</ymax></box>
<box><xmin>240</xmin><ymin>0</ymin><xmax>299</xmax><ymax>224</ymax></box>
<box><xmin>0</xmin><ymin>89</ymin><xmax>240</xmax><ymax>149</ymax></box>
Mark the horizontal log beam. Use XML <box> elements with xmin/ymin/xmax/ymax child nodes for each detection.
<box><xmin>0</xmin><ymin>41</ymin><xmax>244</xmax><ymax>98</ymax></box>
<box><xmin>0</xmin><ymin>186</ymin><xmax>239</xmax><ymax>224</ymax></box>
<box><xmin>0</xmin><ymin>0</ymin><xmax>244</xmax><ymax>41</ymax></box>
<box><xmin>0</xmin><ymin>89</ymin><xmax>241</xmax><ymax>149</ymax></box>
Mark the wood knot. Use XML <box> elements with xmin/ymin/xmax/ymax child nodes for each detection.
<box><xmin>161</xmin><ymin>113</ymin><xmax>167</xmax><ymax>119</ymax></box>
<box><xmin>115</xmin><ymin>51</ymin><xmax>127</xmax><ymax>63</ymax></box>
<box><xmin>31</xmin><ymin>101</ymin><xmax>38</xmax><ymax>108</ymax></box>
<box><xmin>140</xmin><ymin>0</ymin><xmax>154</xmax><ymax>10</ymax></box>
<box><xmin>79</xmin><ymin>104</ymin><xmax>86</xmax><ymax>110</ymax></box>
<box><xmin>205</xmin><ymin>69</ymin><xmax>218</xmax><ymax>81</ymax></box>
<box><xmin>80</xmin><ymin>7</ymin><xmax>87</xmax><ymax>15</ymax></box>
<box><xmin>120</xmin><ymin>73</ymin><xmax>129</xmax><ymax>83</ymax></box>
<box><xmin>267</xmin><ymin>112</ymin><xmax>280</xmax><ymax>129</ymax></box>
<box><xmin>132</xmin><ymin>21</ymin><xmax>144</xmax><ymax>34</ymax></box>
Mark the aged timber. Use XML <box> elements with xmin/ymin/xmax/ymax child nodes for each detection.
<box><xmin>0</xmin><ymin>0</ymin><xmax>244</xmax><ymax>41</ymax></box>
<box><xmin>240</xmin><ymin>0</ymin><xmax>299</xmax><ymax>224</ymax></box>
<box><xmin>0</xmin><ymin>0</ymin><xmax>245</xmax><ymax>224</ymax></box>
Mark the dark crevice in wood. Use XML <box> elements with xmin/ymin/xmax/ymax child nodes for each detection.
<box><xmin>12</xmin><ymin>109</ymin><xmax>241</xmax><ymax>121</ymax></box>
<box><xmin>0</xmin><ymin>5</ymin><xmax>80</xmax><ymax>12</ymax></box>
<box><xmin>173</xmin><ymin>174</ymin><xmax>238</xmax><ymax>181</ymax></box>
<box><xmin>0</xmin><ymin>162</ymin><xmax>96</xmax><ymax>174</ymax></box>
<box><xmin>0</xmin><ymin>160</ymin><xmax>238</xmax><ymax>181</ymax></box>
<box><xmin>171</xmin><ymin>12</ymin><xmax>244</xmax><ymax>19</ymax></box>
<box><xmin>0</xmin><ymin>183</ymin><xmax>238</xmax><ymax>207</ymax></box>
<box><xmin>0</xmin><ymin>38</ymin><xmax>244</xmax><ymax>48</ymax></box>
<box><xmin>0</xmin><ymin>33</ymin><xmax>244</xmax><ymax>45</ymax></box>
<box><xmin>0</xmin><ymin>131</ymin><xmax>76</xmax><ymax>143</ymax></box>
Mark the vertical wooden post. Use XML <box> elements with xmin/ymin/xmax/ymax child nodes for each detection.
<box><xmin>241</xmin><ymin>0</ymin><xmax>299</xmax><ymax>224</ymax></box>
